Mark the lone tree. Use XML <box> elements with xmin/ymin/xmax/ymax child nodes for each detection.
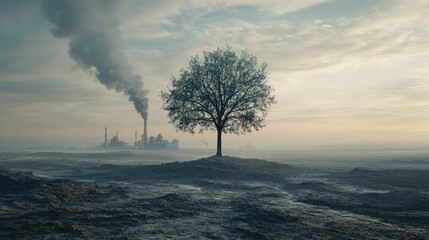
<box><xmin>161</xmin><ymin>46</ymin><xmax>276</xmax><ymax>157</ymax></box>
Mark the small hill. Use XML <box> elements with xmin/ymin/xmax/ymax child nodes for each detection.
<box><xmin>96</xmin><ymin>156</ymin><xmax>296</xmax><ymax>181</ymax></box>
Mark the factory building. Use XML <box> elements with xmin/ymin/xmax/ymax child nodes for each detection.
<box><xmin>135</xmin><ymin>118</ymin><xmax>179</xmax><ymax>149</ymax></box>
<box><xmin>135</xmin><ymin>133</ymin><xmax>179</xmax><ymax>149</ymax></box>
<box><xmin>101</xmin><ymin>124</ymin><xmax>178</xmax><ymax>149</ymax></box>
<box><xmin>102</xmin><ymin>127</ymin><xmax>126</xmax><ymax>149</ymax></box>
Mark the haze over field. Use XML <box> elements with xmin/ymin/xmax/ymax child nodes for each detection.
<box><xmin>1</xmin><ymin>0</ymin><xmax>429</xmax><ymax>149</ymax></box>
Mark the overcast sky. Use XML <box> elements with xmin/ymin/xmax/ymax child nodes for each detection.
<box><xmin>1</xmin><ymin>0</ymin><xmax>429</xmax><ymax>149</ymax></box>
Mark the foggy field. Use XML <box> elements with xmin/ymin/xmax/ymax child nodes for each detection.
<box><xmin>0</xmin><ymin>149</ymin><xmax>428</xmax><ymax>239</ymax></box>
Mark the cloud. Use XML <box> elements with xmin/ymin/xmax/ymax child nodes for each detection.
<box><xmin>118</xmin><ymin>0</ymin><xmax>332</xmax><ymax>39</ymax></box>
<box><xmin>183</xmin><ymin>0</ymin><xmax>429</xmax><ymax>72</ymax></box>
<box><xmin>120</xmin><ymin>0</ymin><xmax>429</xmax><ymax>89</ymax></box>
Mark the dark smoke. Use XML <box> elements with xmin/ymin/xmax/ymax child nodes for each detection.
<box><xmin>42</xmin><ymin>0</ymin><xmax>148</xmax><ymax>120</ymax></box>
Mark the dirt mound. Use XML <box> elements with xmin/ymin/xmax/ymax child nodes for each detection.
<box><xmin>94</xmin><ymin>156</ymin><xmax>297</xmax><ymax>182</ymax></box>
<box><xmin>0</xmin><ymin>167</ymin><xmax>136</xmax><ymax>239</ymax></box>
<box><xmin>183</xmin><ymin>156</ymin><xmax>292</xmax><ymax>173</ymax></box>
<box><xmin>0</xmin><ymin>167</ymin><xmax>103</xmax><ymax>210</ymax></box>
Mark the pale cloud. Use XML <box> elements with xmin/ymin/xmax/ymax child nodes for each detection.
<box><xmin>125</xmin><ymin>0</ymin><xmax>429</xmax><ymax>77</ymax></box>
<box><xmin>119</xmin><ymin>0</ymin><xmax>332</xmax><ymax>27</ymax></box>
<box><xmin>174</xmin><ymin>0</ymin><xmax>429</xmax><ymax>72</ymax></box>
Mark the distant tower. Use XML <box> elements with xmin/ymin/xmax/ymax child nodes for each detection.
<box><xmin>143</xmin><ymin>118</ymin><xmax>148</xmax><ymax>146</ymax></box>
<box><xmin>116</xmin><ymin>130</ymin><xmax>119</xmax><ymax>139</ymax></box>
<box><xmin>135</xmin><ymin>130</ymin><xmax>137</xmax><ymax>146</ymax></box>
<box><xmin>104</xmin><ymin>127</ymin><xmax>107</xmax><ymax>148</ymax></box>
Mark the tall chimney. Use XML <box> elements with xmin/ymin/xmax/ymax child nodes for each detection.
<box><xmin>104</xmin><ymin>127</ymin><xmax>107</xmax><ymax>148</ymax></box>
<box><xmin>116</xmin><ymin>130</ymin><xmax>118</xmax><ymax>139</ymax></box>
<box><xmin>143</xmin><ymin>118</ymin><xmax>148</xmax><ymax>146</ymax></box>
<box><xmin>135</xmin><ymin>130</ymin><xmax>137</xmax><ymax>146</ymax></box>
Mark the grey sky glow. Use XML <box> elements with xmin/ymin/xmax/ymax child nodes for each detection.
<box><xmin>1</xmin><ymin>0</ymin><xmax>429</xmax><ymax>149</ymax></box>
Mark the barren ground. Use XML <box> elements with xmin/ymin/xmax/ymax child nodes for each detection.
<box><xmin>0</xmin><ymin>150</ymin><xmax>428</xmax><ymax>239</ymax></box>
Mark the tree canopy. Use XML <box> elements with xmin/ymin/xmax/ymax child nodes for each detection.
<box><xmin>161</xmin><ymin>46</ymin><xmax>276</xmax><ymax>157</ymax></box>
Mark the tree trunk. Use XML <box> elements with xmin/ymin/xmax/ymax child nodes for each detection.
<box><xmin>216</xmin><ymin>129</ymin><xmax>222</xmax><ymax>157</ymax></box>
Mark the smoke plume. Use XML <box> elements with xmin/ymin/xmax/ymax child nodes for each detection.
<box><xmin>42</xmin><ymin>0</ymin><xmax>148</xmax><ymax>120</ymax></box>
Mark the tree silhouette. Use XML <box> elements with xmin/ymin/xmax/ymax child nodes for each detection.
<box><xmin>161</xmin><ymin>46</ymin><xmax>276</xmax><ymax>157</ymax></box>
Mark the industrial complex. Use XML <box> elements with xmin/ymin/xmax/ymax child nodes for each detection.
<box><xmin>101</xmin><ymin>122</ymin><xmax>179</xmax><ymax>150</ymax></box>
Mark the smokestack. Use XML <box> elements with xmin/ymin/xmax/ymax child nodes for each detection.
<box><xmin>143</xmin><ymin>118</ymin><xmax>148</xmax><ymax>146</ymax></box>
<box><xmin>135</xmin><ymin>130</ymin><xmax>137</xmax><ymax>146</ymax></box>
<box><xmin>116</xmin><ymin>130</ymin><xmax>118</xmax><ymax>139</ymax></box>
<box><xmin>104</xmin><ymin>127</ymin><xmax>107</xmax><ymax>148</ymax></box>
